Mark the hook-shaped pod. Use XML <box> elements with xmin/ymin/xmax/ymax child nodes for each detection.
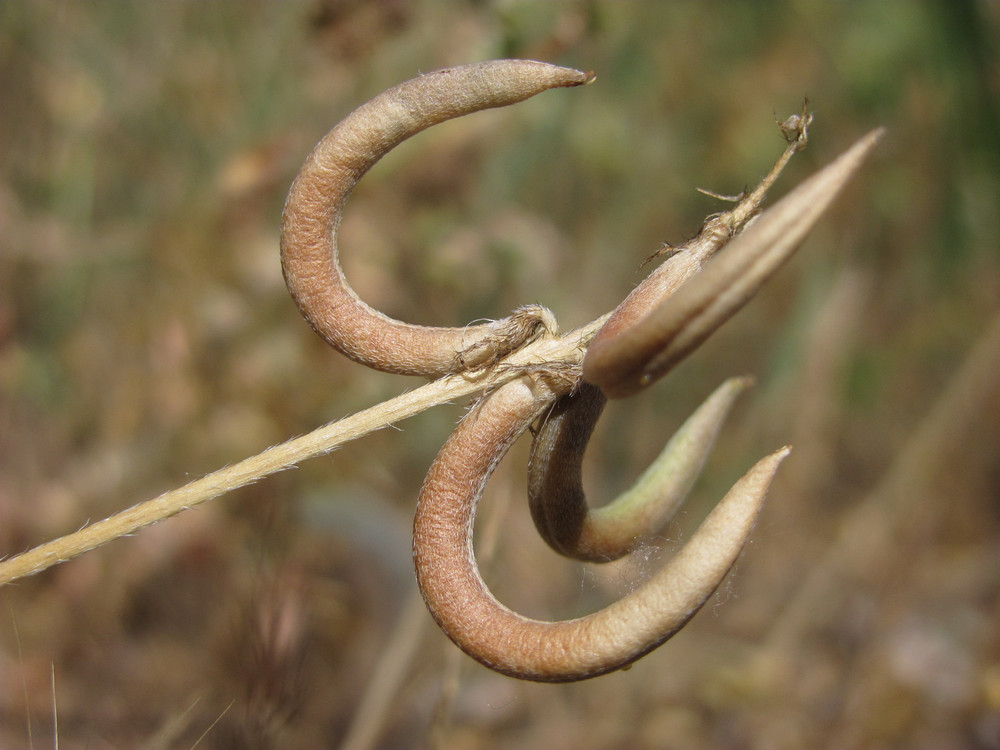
<box><xmin>528</xmin><ymin>376</ymin><xmax>754</xmax><ymax>563</ymax></box>
<box><xmin>413</xmin><ymin>374</ymin><xmax>789</xmax><ymax>682</ymax></box>
<box><xmin>281</xmin><ymin>60</ymin><xmax>594</xmax><ymax>377</ymax></box>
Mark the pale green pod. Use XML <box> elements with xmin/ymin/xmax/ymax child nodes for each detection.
<box><xmin>528</xmin><ymin>376</ymin><xmax>754</xmax><ymax>562</ymax></box>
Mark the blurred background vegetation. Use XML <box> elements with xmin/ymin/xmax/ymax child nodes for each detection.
<box><xmin>1</xmin><ymin>1</ymin><xmax>998</xmax><ymax>747</ymax></box>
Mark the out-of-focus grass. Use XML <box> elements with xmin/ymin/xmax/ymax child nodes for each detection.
<box><xmin>1</xmin><ymin>1</ymin><xmax>998</xmax><ymax>748</ymax></box>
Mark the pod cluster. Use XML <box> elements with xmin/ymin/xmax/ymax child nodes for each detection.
<box><xmin>281</xmin><ymin>60</ymin><xmax>881</xmax><ymax>681</ymax></box>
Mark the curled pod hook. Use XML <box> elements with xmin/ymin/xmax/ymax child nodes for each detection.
<box><xmin>281</xmin><ymin>60</ymin><xmax>593</xmax><ymax>377</ymax></box>
<box><xmin>413</xmin><ymin>374</ymin><xmax>789</xmax><ymax>682</ymax></box>
<box><xmin>528</xmin><ymin>376</ymin><xmax>754</xmax><ymax>563</ymax></box>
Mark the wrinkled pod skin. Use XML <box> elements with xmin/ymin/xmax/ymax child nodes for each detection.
<box><xmin>528</xmin><ymin>376</ymin><xmax>754</xmax><ymax>563</ymax></box>
<box><xmin>281</xmin><ymin>60</ymin><xmax>593</xmax><ymax>377</ymax></box>
<box><xmin>413</xmin><ymin>374</ymin><xmax>790</xmax><ymax>682</ymax></box>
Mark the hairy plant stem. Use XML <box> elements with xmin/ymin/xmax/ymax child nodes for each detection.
<box><xmin>0</xmin><ymin>317</ymin><xmax>606</xmax><ymax>586</ymax></box>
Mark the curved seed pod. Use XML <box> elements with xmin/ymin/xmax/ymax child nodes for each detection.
<box><xmin>413</xmin><ymin>375</ymin><xmax>790</xmax><ymax>682</ymax></box>
<box><xmin>528</xmin><ymin>376</ymin><xmax>753</xmax><ymax>562</ymax></box>
<box><xmin>281</xmin><ymin>60</ymin><xmax>594</xmax><ymax>377</ymax></box>
<box><xmin>584</xmin><ymin>128</ymin><xmax>885</xmax><ymax>398</ymax></box>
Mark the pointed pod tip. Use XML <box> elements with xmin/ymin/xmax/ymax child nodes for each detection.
<box><xmin>558</xmin><ymin>66</ymin><xmax>596</xmax><ymax>87</ymax></box>
<box><xmin>771</xmin><ymin>444</ymin><xmax>793</xmax><ymax>464</ymax></box>
<box><xmin>795</xmin><ymin>126</ymin><xmax>885</xmax><ymax>211</ymax></box>
<box><xmin>866</xmin><ymin>125</ymin><xmax>888</xmax><ymax>143</ymax></box>
<box><xmin>837</xmin><ymin>126</ymin><xmax>886</xmax><ymax>172</ymax></box>
<box><xmin>730</xmin><ymin>374</ymin><xmax>757</xmax><ymax>392</ymax></box>
<box><xmin>748</xmin><ymin>445</ymin><xmax>793</xmax><ymax>488</ymax></box>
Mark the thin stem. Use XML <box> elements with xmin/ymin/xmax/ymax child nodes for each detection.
<box><xmin>0</xmin><ymin>317</ymin><xmax>606</xmax><ymax>586</ymax></box>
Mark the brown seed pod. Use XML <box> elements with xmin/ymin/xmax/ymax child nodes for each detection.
<box><xmin>281</xmin><ymin>60</ymin><xmax>593</xmax><ymax>376</ymax></box>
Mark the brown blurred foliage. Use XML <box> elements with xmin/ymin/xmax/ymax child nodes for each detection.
<box><xmin>1</xmin><ymin>1</ymin><xmax>999</xmax><ymax>748</ymax></box>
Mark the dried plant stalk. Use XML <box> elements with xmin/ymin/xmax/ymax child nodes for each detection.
<box><xmin>0</xmin><ymin>320</ymin><xmax>601</xmax><ymax>586</ymax></box>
